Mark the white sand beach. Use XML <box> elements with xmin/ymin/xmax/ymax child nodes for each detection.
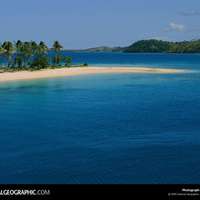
<box><xmin>0</xmin><ymin>66</ymin><xmax>186</xmax><ymax>82</ymax></box>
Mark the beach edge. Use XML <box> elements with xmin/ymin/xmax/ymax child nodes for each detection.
<box><xmin>0</xmin><ymin>66</ymin><xmax>187</xmax><ymax>82</ymax></box>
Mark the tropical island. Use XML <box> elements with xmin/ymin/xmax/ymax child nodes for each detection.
<box><xmin>54</xmin><ymin>46</ymin><xmax>126</xmax><ymax>53</ymax></box>
<box><xmin>124</xmin><ymin>39</ymin><xmax>200</xmax><ymax>53</ymax></box>
<box><xmin>1</xmin><ymin>38</ymin><xmax>200</xmax><ymax>72</ymax></box>
<box><xmin>0</xmin><ymin>40</ymin><xmax>77</xmax><ymax>71</ymax></box>
<box><xmin>59</xmin><ymin>39</ymin><xmax>200</xmax><ymax>53</ymax></box>
<box><xmin>0</xmin><ymin>38</ymin><xmax>193</xmax><ymax>82</ymax></box>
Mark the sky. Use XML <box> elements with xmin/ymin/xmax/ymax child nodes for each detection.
<box><xmin>1</xmin><ymin>0</ymin><xmax>200</xmax><ymax>49</ymax></box>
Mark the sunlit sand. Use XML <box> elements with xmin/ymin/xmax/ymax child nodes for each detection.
<box><xmin>0</xmin><ymin>66</ymin><xmax>186</xmax><ymax>82</ymax></box>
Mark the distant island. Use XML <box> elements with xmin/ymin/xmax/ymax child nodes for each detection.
<box><xmin>49</xmin><ymin>46</ymin><xmax>126</xmax><ymax>53</ymax></box>
<box><xmin>124</xmin><ymin>39</ymin><xmax>200</xmax><ymax>53</ymax></box>
<box><xmin>55</xmin><ymin>39</ymin><xmax>200</xmax><ymax>54</ymax></box>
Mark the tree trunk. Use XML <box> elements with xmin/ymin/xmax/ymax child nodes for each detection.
<box><xmin>55</xmin><ymin>49</ymin><xmax>57</xmax><ymax>65</ymax></box>
<box><xmin>8</xmin><ymin>56</ymin><xmax>10</xmax><ymax>68</ymax></box>
<box><xmin>1</xmin><ymin>56</ymin><xmax>3</xmax><ymax>66</ymax></box>
<box><xmin>5</xmin><ymin>56</ymin><xmax>8</xmax><ymax>70</ymax></box>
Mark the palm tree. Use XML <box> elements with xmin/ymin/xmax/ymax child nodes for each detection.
<box><xmin>30</xmin><ymin>41</ymin><xmax>38</xmax><ymax>55</ymax></box>
<box><xmin>13</xmin><ymin>40</ymin><xmax>23</xmax><ymax>68</ymax></box>
<box><xmin>16</xmin><ymin>42</ymin><xmax>33</xmax><ymax>69</ymax></box>
<box><xmin>15</xmin><ymin>40</ymin><xmax>23</xmax><ymax>50</ymax></box>
<box><xmin>39</xmin><ymin>41</ymin><xmax>48</xmax><ymax>55</ymax></box>
<box><xmin>2</xmin><ymin>41</ymin><xmax>15</xmax><ymax>69</ymax></box>
<box><xmin>52</xmin><ymin>41</ymin><xmax>63</xmax><ymax>65</ymax></box>
<box><xmin>34</xmin><ymin>41</ymin><xmax>48</xmax><ymax>55</ymax></box>
<box><xmin>0</xmin><ymin>45</ymin><xmax>6</xmax><ymax>68</ymax></box>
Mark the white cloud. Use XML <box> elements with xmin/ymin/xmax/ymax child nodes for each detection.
<box><xmin>163</xmin><ymin>22</ymin><xmax>187</xmax><ymax>32</ymax></box>
<box><xmin>178</xmin><ymin>9</ymin><xmax>200</xmax><ymax>16</ymax></box>
<box><xmin>190</xmin><ymin>10</ymin><xmax>197</xmax><ymax>15</ymax></box>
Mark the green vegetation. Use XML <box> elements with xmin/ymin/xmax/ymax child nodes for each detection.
<box><xmin>0</xmin><ymin>40</ymin><xmax>77</xmax><ymax>72</ymax></box>
<box><xmin>83</xmin><ymin>63</ymin><xmax>88</xmax><ymax>66</ymax></box>
<box><xmin>124</xmin><ymin>39</ymin><xmax>200</xmax><ymax>53</ymax></box>
<box><xmin>56</xmin><ymin>39</ymin><xmax>200</xmax><ymax>53</ymax></box>
<box><xmin>30</xmin><ymin>54</ymin><xmax>51</xmax><ymax>70</ymax></box>
<box><xmin>52</xmin><ymin>55</ymin><xmax>64</xmax><ymax>65</ymax></box>
<box><xmin>64</xmin><ymin>56</ymin><xmax>73</xmax><ymax>66</ymax></box>
<box><xmin>1</xmin><ymin>41</ymin><xmax>15</xmax><ymax>68</ymax></box>
<box><xmin>0</xmin><ymin>38</ymin><xmax>199</xmax><ymax>73</ymax></box>
<box><xmin>52</xmin><ymin>41</ymin><xmax>63</xmax><ymax>65</ymax></box>
<box><xmin>51</xmin><ymin>55</ymin><xmax>73</xmax><ymax>67</ymax></box>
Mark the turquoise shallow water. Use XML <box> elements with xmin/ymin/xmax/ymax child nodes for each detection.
<box><xmin>0</xmin><ymin>53</ymin><xmax>200</xmax><ymax>184</ymax></box>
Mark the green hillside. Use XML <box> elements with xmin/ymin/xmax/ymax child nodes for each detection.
<box><xmin>124</xmin><ymin>39</ymin><xmax>200</xmax><ymax>53</ymax></box>
<box><xmin>49</xmin><ymin>39</ymin><xmax>200</xmax><ymax>53</ymax></box>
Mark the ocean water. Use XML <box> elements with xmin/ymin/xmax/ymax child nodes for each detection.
<box><xmin>49</xmin><ymin>52</ymin><xmax>200</xmax><ymax>70</ymax></box>
<box><xmin>0</xmin><ymin>53</ymin><xmax>200</xmax><ymax>184</ymax></box>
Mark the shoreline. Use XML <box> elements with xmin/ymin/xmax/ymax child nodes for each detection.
<box><xmin>0</xmin><ymin>66</ymin><xmax>186</xmax><ymax>82</ymax></box>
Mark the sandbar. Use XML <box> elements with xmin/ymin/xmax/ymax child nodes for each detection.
<box><xmin>0</xmin><ymin>66</ymin><xmax>186</xmax><ymax>82</ymax></box>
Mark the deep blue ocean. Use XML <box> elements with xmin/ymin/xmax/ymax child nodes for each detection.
<box><xmin>0</xmin><ymin>53</ymin><xmax>200</xmax><ymax>184</ymax></box>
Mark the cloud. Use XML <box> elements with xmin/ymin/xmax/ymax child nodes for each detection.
<box><xmin>178</xmin><ymin>9</ymin><xmax>200</xmax><ymax>16</ymax></box>
<box><xmin>162</xmin><ymin>22</ymin><xmax>187</xmax><ymax>32</ymax></box>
